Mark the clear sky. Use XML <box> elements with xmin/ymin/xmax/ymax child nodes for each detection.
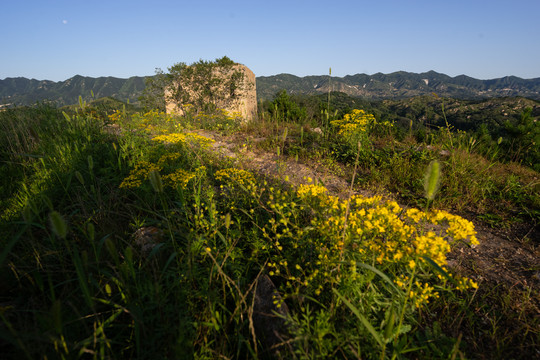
<box><xmin>2</xmin><ymin>0</ymin><xmax>539</xmax><ymax>81</ymax></box>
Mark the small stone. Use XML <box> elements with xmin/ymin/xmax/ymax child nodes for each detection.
<box><xmin>133</xmin><ymin>226</ymin><xmax>163</xmax><ymax>254</ymax></box>
<box><xmin>253</xmin><ymin>274</ymin><xmax>290</xmax><ymax>357</ymax></box>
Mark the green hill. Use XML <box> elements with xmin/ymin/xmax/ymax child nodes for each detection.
<box><xmin>0</xmin><ymin>75</ymin><xmax>147</xmax><ymax>107</ymax></box>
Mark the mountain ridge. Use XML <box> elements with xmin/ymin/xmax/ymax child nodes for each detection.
<box><xmin>2</xmin><ymin>70</ymin><xmax>540</xmax><ymax>107</ymax></box>
<box><xmin>0</xmin><ymin>75</ymin><xmax>147</xmax><ymax>107</ymax></box>
<box><xmin>256</xmin><ymin>70</ymin><xmax>540</xmax><ymax>100</ymax></box>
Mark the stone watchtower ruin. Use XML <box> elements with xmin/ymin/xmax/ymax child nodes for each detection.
<box><xmin>165</xmin><ymin>61</ymin><xmax>257</xmax><ymax>122</ymax></box>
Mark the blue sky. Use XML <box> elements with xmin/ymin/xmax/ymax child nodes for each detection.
<box><xmin>2</xmin><ymin>0</ymin><xmax>539</xmax><ymax>81</ymax></box>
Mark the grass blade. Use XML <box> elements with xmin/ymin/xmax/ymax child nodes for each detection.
<box><xmin>420</xmin><ymin>256</ymin><xmax>458</xmax><ymax>286</ymax></box>
<box><xmin>333</xmin><ymin>288</ymin><xmax>383</xmax><ymax>347</ymax></box>
<box><xmin>356</xmin><ymin>262</ymin><xmax>400</xmax><ymax>293</ymax></box>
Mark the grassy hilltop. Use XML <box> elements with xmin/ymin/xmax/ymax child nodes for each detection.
<box><xmin>0</xmin><ymin>63</ymin><xmax>538</xmax><ymax>358</ymax></box>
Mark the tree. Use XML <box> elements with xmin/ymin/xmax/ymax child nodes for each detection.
<box><xmin>269</xmin><ymin>90</ymin><xmax>306</xmax><ymax>123</ymax></box>
<box><xmin>139</xmin><ymin>68</ymin><xmax>170</xmax><ymax>111</ymax></box>
<box><xmin>503</xmin><ymin>107</ymin><xmax>539</xmax><ymax>170</ymax></box>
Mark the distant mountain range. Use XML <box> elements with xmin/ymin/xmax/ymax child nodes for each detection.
<box><xmin>256</xmin><ymin>71</ymin><xmax>540</xmax><ymax>100</ymax></box>
<box><xmin>0</xmin><ymin>75</ymin><xmax>146</xmax><ymax>107</ymax></box>
<box><xmin>1</xmin><ymin>71</ymin><xmax>540</xmax><ymax>107</ymax></box>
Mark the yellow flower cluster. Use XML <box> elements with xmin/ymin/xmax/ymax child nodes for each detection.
<box><xmin>296</xmin><ymin>183</ymin><xmax>328</xmax><ymax>199</ymax></box>
<box><xmin>152</xmin><ymin>132</ymin><xmax>215</xmax><ymax>149</ymax></box>
<box><xmin>215</xmin><ymin>168</ymin><xmax>256</xmax><ymax>189</ymax></box>
<box><xmin>405</xmin><ymin>209</ymin><xmax>478</xmax><ymax>247</ymax></box>
<box><xmin>157</xmin><ymin>152</ymin><xmax>182</xmax><ymax>165</ymax></box>
<box><xmin>143</xmin><ymin>110</ymin><xmax>165</xmax><ymax>117</ymax></box>
<box><xmin>107</xmin><ymin>110</ymin><xmax>125</xmax><ymax>123</ymax></box>
<box><xmin>152</xmin><ymin>133</ymin><xmax>186</xmax><ymax>144</ymax></box>
<box><xmin>408</xmin><ymin>280</ymin><xmax>439</xmax><ymax>308</ymax></box>
<box><xmin>405</xmin><ymin>208</ymin><xmax>424</xmax><ymax>223</ymax></box>
<box><xmin>228</xmin><ymin>111</ymin><xmax>243</xmax><ymax>120</ymax></box>
<box><xmin>120</xmin><ymin>154</ymin><xmax>204</xmax><ymax>190</ymax></box>
<box><xmin>214</xmin><ymin>168</ymin><xmax>258</xmax><ymax>210</ymax></box>
<box><xmin>394</xmin><ymin>277</ymin><xmax>439</xmax><ymax>308</ymax></box>
<box><xmin>331</xmin><ymin>109</ymin><xmax>376</xmax><ymax>137</ymax></box>
<box><xmin>429</xmin><ymin>210</ymin><xmax>478</xmax><ymax>246</ymax></box>
<box><xmin>162</xmin><ymin>165</ymin><xmax>205</xmax><ymax>189</ymax></box>
<box><xmin>119</xmin><ymin>161</ymin><xmax>162</xmax><ymax>189</ymax></box>
<box><xmin>455</xmin><ymin>276</ymin><xmax>479</xmax><ymax>290</ymax></box>
<box><xmin>411</xmin><ymin>233</ymin><xmax>450</xmax><ymax>267</ymax></box>
<box><xmin>162</xmin><ymin>169</ymin><xmax>195</xmax><ymax>189</ymax></box>
<box><xmin>262</xmin><ymin>181</ymin><xmax>480</xmax><ymax>307</ymax></box>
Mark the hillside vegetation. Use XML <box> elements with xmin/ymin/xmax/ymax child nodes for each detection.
<box><xmin>260</xmin><ymin>91</ymin><xmax>540</xmax><ymax>172</ymax></box>
<box><xmin>0</xmin><ymin>68</ymin><xmax>538</xmax><ymax>358</ymax></box>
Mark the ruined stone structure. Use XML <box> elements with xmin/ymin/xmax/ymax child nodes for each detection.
<box><xmin>165</xmin><ymin>63</ymin><xmax>257</xmax><ymax>122</ymax></box>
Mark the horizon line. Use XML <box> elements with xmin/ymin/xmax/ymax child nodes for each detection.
<box><xmin>2</xmin><ymin>70</ymin><xmax>540</xmax><ymax>83</ymax></box>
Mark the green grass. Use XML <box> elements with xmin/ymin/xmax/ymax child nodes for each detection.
<box><xmin>0</xmin><ymin>101</ymin><xmax>538</xmax><ymax>359</ymax></box>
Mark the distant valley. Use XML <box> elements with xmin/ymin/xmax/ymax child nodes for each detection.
<box><xmin>1</xmin><ymin>70</ymin><xmax>540</xmax><ymax>107</ymax></box>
